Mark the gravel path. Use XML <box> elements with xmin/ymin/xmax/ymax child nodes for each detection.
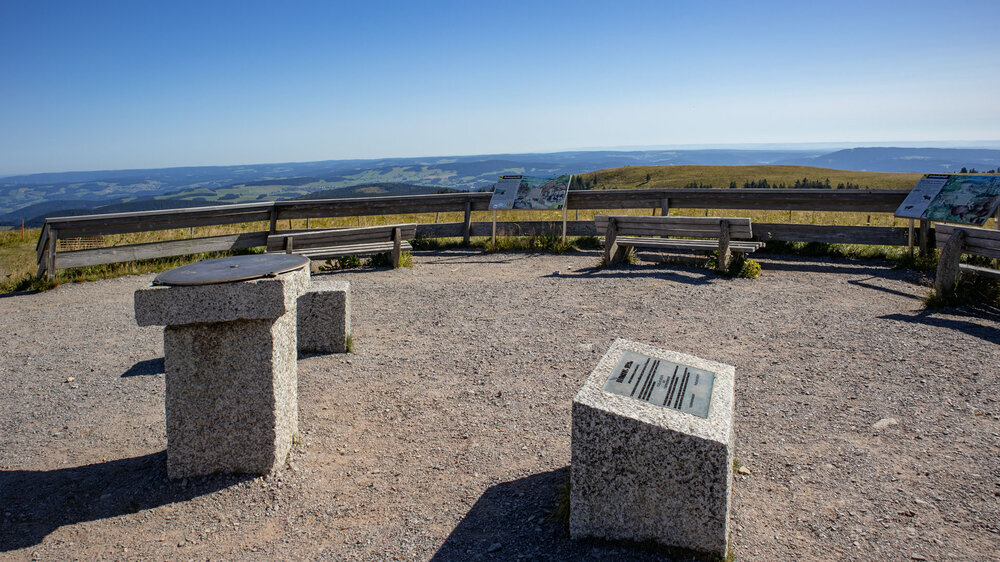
<box><xmin>1</xmin><ymin>249</ymin><xmax>998</xmax><ymax>560</ymax></box>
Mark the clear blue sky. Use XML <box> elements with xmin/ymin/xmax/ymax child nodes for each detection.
<box><xmin>1</xmin><ymin>0</ymin><xmax>998</xmax><ymax>175</ymax></box>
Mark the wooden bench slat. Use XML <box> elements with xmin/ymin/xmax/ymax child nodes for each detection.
<box><xmin>265</xmin><ymin>223</ymin><xmax>417</xmax><ymax>252</ymax></box>
<box><xmin>296</xmin><ymin>241</ymin><xmax>413</xmax><ymax>259</ymax></box>
<box><xmin>595</xmin><ymin>215</ymin><xmax>753</xmax><ymax>238</ymax></box>
<box><xmin>616</xmin><ymin>236</ymin><xmax>763</xmax><ymax>252</ymax></box>
<box><xmin>960</xmin><ymin>264</ymin><xmax>1000</xmax><ymax>279</ymax></box>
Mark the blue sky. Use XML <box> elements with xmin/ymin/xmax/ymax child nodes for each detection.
<box><xmin>1</xmin><ymin>0</ymin><xmax>998</xmax><ymax>175</ymax></box>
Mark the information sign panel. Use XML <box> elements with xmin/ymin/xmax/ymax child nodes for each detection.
<box><xmin>895</xmin><ymin>174</ymin><xmax>1000</xmax><ymax>225</ymax></box>
<box><xmin>487</xmin><ymin>174</ymin><xmax>572</xmax><ymax>210</ymax></box>
<box><xmin>602</xmin><ymin>351</ymin><xmax>715</xmax><ymax>418</ymax></box>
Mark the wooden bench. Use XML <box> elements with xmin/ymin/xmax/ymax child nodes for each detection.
<box><xmin>934</xmin><ymin>223</ymin><xmax>1000</xmax><ymax>296</ymax></box>
<box><xmin>266</xmin><ymin>223</ymin><xmax>416</xmax><ymax>268</ymax></box>
<box><xmin>595</xmin><ymin>215</ymin><xmax>765</xmax><ymax>271</ymax></box>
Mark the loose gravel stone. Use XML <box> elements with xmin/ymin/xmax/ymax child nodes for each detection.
<box><xmin>0</xmin><ymin>249</ymin><xmax>998</xmax><ymax>560</ymax></box>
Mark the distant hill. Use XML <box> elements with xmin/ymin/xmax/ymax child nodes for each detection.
<box><xmin>574</xmin><ymin>165</ymin><xmax>923</xmax><ymax>191</ymax></box>
<box><xmin>777</xmin><ymin>147</ymin><xmax>1000</xmax><ymax>173</ymax></box>
<box><xmin>3</xmin><ymin>147</ymin><xmax>999</xmax><ymax>223</ymax></box>
<box><xmin>295</xmin><ymin>183</ymin><xmax>460</xmax><ymax>200</ymax></box>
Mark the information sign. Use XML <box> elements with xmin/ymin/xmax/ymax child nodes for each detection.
<box><xmin>602</xmin><ymin>351</ymin><xmax>715</xmax><ymax>418</ymax></box>
<box><xmin>487</xmin><ymin>174</ymin><xmax>572</xmax><ymax>210</ymax></box>
<box><xmin>895</xmin><ymin>174</ymin><xmax>1000</xmax><ymax>225</ymax></box>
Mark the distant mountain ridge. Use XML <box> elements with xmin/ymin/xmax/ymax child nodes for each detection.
<box><xmin>2</xmin><ymin>147</ymin><xmax>998</xmax><ymax>225</ymax></box>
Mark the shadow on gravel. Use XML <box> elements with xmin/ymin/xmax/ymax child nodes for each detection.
<box><xmin>847</xmin><ymin>277</ymin><xmax>924</xmax><ymax>301</ymax></box>
<box><xmin>432</xmin><ymin>467</ymin><xmax>675</xmax><ymax>561</ymax></box>
<box><xmin>121</xmin><ymin>357</ymin><xmax>165</xmax><ymax>378</ymax></box>
<box><xmin>550</xmin><ymin>266</ymin><xmax>714</xmax><ymax>285</ymax></box>
<box><xmin>757</xmin><ymin>256</ymin><xmax>900</xmax><ymax>276</ymax></box>
<box><xmin>0</xmin><ymin>451</ymin><xmax>250</xmax><ymax>552</ymax></box>
<box><xmin>880</xmin><ymin>311</ymin><xmax>1000</xmax><ymax>343</ymax></box>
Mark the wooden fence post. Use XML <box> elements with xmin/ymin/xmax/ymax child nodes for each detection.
<box><xmin>919</xmin><ymin>219</ymin><xmax>930</xmax><ymax>256</ymax></box>
<box><xmin>268</xmin><ymin>206</ymin><xmax>278</xmax><ymax>234</ymax></box>
<box><xmin>661</xmin><ymin>197</ymin><xmax>670</xmax><ymax>217</ymax></box>
<box><xmin>935</xmin><ymin>229</ymin><xmax>965</xmax><ymax>297</ymax></box>
<box><xmin>46</xmin><ymin>227</ymin><xmax>58</xmax><ymax>280</ymax></box>
<box><xmin>463</xmin><ymin>201</ymin><xmax>471</xmax><ymax>244</ymax></box>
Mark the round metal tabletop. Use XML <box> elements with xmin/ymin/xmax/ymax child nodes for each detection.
<box><xmin>152</xmin><ymin>254</ymin><xmax>310</xmax><ymax>286</ymax></box>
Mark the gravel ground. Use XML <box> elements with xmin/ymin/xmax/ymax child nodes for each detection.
<box><xmin>1</xmin><ymin>249</ymin><xmax>998</xmax><ymax>561</ymax></box>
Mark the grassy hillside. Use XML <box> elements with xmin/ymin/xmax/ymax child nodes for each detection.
<box><xmin>574</xmin><ymin>165</ymin><xmax>921</xmax><ymax>191</ymax></box>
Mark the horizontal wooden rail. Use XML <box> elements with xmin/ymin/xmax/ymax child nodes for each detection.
<box><xmin>36</xmin><ymin>188</ymin><xmax>926</xmax><ymax>278</ymax></box>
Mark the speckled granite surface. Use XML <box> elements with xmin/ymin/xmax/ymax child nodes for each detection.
<box><xmin>135</xmin><ymin>267</ymin><xmax>306</xmax><ymax>478</ymax></box>
<box><xmin>297</xmin><ymin>277</ymin><xmax>350</xmax><ymax>354</ymax></box>
<box><xmin>570</xmin><ymin>338</ymin><xmax>735</xmax><ymax>555</ymax></box>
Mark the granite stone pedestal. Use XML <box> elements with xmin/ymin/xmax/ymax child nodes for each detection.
<box><xmin>570</xmin><ymin>339</ymin><xmax>735</xmax><ymax>556</ymax></box>
<box><xmin>135</xmin><ymin>266</ymin><xmax>309</xmax><ymax>479</ymax></box>
<box><xmin>297</xmin><ymin>277</ymin><xmax>350</xmax><ymax>354</ymax></box>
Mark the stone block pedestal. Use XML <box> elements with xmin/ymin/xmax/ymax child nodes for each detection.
<box><xmin>135</xmin><ymin>264</ymin><xmax>309</xmax><ymax>478</ymax></box>
<box><xmin>570</xmin><ymin>339</ymin><xmax>735</xmax><ymax>555</ymax></box>
<box><xmin>297</xmin><ymin>277</ymin><xmax>350</xmax><ymax>354</ymax></box>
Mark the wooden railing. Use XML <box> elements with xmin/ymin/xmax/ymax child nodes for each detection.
<box><xmin>35</xmin><ymin>189</ymin><xmax>923</xmax><ymax>278</ymax></box>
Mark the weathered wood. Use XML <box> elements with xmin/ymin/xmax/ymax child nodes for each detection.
<box><xmin>391</xmin><ymin>227</ymin><xmax>402</xmax><ymax>268</ymax></box>
<box><xmin>284</xmin><ymin>236</ymin><xmax>294</xmax><ymax>254</ymax></box>
<box><xmin>269</xmin><ymin>207</ymin><xmax>278</xmax><ymax>234</ymax></box>
<box><xmin>935</xmin><ymin>224</ymin><xmax>1000</xmax><ymax>259</ymax></box>
<box><xmin>463</xmin><ymin>201</ymin><xmax>472</xmax><ymax>244</ymax></box>
<box><xmin>605</xmin><ymin>217</ymin><xmax>625</xmax><ymax>266</ymax></box>
<box><xmin>717</xmin><ymin>220</ymin><xmax>731</xmax><ymax>272</ymax></box>
<box><xmin>594</xmin><ymin>215</ymin><xmax>753</xmax><ymax>239</ymax></box>
<box><xmin>54</xmin><ymin>231</ymin><xmax>269</xmax><ymax>269</ymax></box>
<box><xmin>44</xmin><ymin>202</ymin><xmax>273</xmax><ymax>238</ymax></box>
<box><xmin>265</xmin><ymin>224</ymin><xmax>417</xmax><ymax>253</ymax></box>
<box><xmin>752</xmin><ymin>223</ymin><xmax>911</xmax><ymax>245</ymax></box>
<box><xmin>613</xmin><ymin>237</ymin><xmax>763</xmax><ymax>253</ymax></box>
<box><xmin>935</xmin><ymin>230</ymin><xmax>966</xmax><ymax>297</ymax></box>
<box><xmin>45</xmin><ymin>228</ymin><xmax>57</xmax><ymax>280</ymax></box>
<box><xmin>293</xmin><ymin>241</ymin><xmax>413</xmax><ymax>260</ymax></box>
<box><xmin>660</xmin><ymin>197</ymin><xmax>670</xmax><ymax>216</ymax></box>
<box><xmin>919</xmin><ymin>219</ymin><xmax>930</xmax><ymax>256</ymax></box>
<box><xmin>275</xmin><ymin>193</ymin><xmax>493</xmax><ymax>220</ymax></box>
<box><xmin>569</xmin><ymin>189</ymin><xmax>908</xmax><ymax>212</ymax></box>
<box><xmin>960</xmin><ymin>264</ymin><xmax>1000</xmax><ymax>279</ymax></box>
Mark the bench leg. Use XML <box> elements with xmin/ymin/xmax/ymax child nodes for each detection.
<box><xmin>391</xmin><ymin>227</ymin><xmax>402</xmax><ymax>268</ymax></box>
<box><xmin>717</xmin><ymin>220</ymin><xmax>731</xmax><ymax>273</ymax></box>
<box><xmin>604</xmin><ymin>217</ymin><xmax>626</xmax><ymax>266</ymax></box>
<box><xmin>935</xmin><ymin>230</ymin><xmax>965</xmax><ymax>297</ymax></box>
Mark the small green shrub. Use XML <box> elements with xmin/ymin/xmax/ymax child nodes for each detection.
<box><xmin>479</xmin><ymin>234</ymin><xmax>575</xmax><ymax>254</ymax></box>
<box><xmin>365</xmin><ymin>251</ymin><xmax>413</xmax><ymax>268</ymax></box>
<box><xmin>573</xmin><ymin>235</ymin><xmax>602</xmax><ymax>250</ymax></box>
<box><xmin>725</xmin><ymin>255</ymin><xmax>761</xmax><ymax>279</ymax></box>
<box><xmin>345</xmin><ymin>334</ymin><xmax>354</xmax><ymax>353</ymax></box>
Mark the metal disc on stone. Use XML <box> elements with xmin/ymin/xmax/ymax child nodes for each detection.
<box><xmin>153</xmin><ymin>254</ymin><xmax>310</xmax><ymax>286</ymax></box>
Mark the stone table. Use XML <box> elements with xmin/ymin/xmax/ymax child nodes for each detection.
<box><xmin>134</xmin><ymin>254</ymin><xmax>310</xmax><ymax>478</ymax></box>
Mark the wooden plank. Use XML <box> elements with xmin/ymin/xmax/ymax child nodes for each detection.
<box><xmin>466</xmin><ymin>220</ymin><xmax>596</xmax><ymax>237</ymax></box>
<box><xmin>50</xmin><ymin>207</ymin><xmax>274</xmax><ymax>238</ymax></box>
<box><xmin>297</xmin><ymin>241</ymin><xmax>412</xmax><ymax>260</ymax></box>
<box><xmin>616</xmin><ymin>237</ymin><xmax>762</xmax><ymax>252</ymax></box>
<box><xmin>960</xmin><ymin>264</ymin><xmax>1000</xmax><ymax>279</ymax></box>
<box><xmin>463</xmin><ymin>201</ymin><xmax>472</xmax><ymax>244</ymax></box>
<box><xmin>570</xmin><ymin>189</ymin><xmax>908</xmax><ymax>212</ymax></box>
<box><xmin>266</xmin><ymin>224</ymin><xmax>417</xmax><ymax>252</ymax></box>
<box><xmin>752</xmin><ymin>223</ymin><xmax>910</xmax><ymax>246</ymax></box>
<box><xmin>919</xmin><ymin>219</ymin><xmax>930</xmax><ymax>256</ymax></box>
<box><xmin>54</xmin><ymin>231</ymin><xmax>269</xmax><ymax>269</ymax></box>
<box><xmin>275</xmin><ymin>193</ymin><xmax>493</xmax><ymax>219</ymax></box>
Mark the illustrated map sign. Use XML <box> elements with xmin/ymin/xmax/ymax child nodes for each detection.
<box><xmin>602</xmin><ymin>351</ymin><xmax>715</xmax><ymax>418</ymax></box>
<box><xmin>895</xmin><ymin>174</ymin><xmax>1000</xmax><ymax>225</ymax></box>
<box><xmin>488</xmin><ymin>174</ymin><xmax>572</xmax><ymax>210</ymax></box>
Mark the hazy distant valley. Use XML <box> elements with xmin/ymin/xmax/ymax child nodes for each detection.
<box><xmin>2</xmin><ymin>146</ymin><xmax>999</xmax><ymax>226</ymax></box>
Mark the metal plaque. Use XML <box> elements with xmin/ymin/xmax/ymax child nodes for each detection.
<box><xmin>153</xmin><ymin>254</ymin><xmax>310</xmax><ymax>286</ymax></box>
<box><xmin>602</xmin><ymin>351</ymin><xmax>715</xmax><ymax>418</ymax></box>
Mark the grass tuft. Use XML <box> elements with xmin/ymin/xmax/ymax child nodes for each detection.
<box><xmin>345</xmin><ymin>334</ymin><xmax>354</xmax><ymax>353</ymax></box>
